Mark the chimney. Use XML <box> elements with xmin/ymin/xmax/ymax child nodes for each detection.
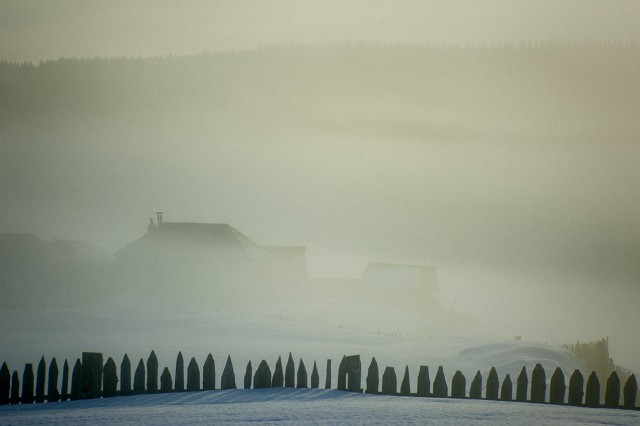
<box><xmin>156</xmin><ymin>212</ymin><xmax>164</xmax><ymax>227</ymax></box>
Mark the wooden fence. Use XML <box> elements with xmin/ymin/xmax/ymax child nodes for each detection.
<box><xmin>0</xmin><ymin>351</ymin><xmax>637</xmax><ymax>410</ymax></box>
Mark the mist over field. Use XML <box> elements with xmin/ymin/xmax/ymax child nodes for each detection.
<box><xmin>2</xmin><ymin>41</ymin><xmax>639</xmax><ymax>373</ymax></box>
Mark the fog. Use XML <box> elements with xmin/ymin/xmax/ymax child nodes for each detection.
<box><xmin>1</xmin><ymin>2</ymin><xmax>640</xmax><ymax>374</ymax></box>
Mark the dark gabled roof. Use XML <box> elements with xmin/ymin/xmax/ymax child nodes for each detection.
<box><xmin>115</xmin><ymin>222</ymin><xmax>270</xmax><ymax>259</ymax></box>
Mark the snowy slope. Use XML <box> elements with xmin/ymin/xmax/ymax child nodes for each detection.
<box><xmin>1</xmin><ymin>291</ymin><xmax>589</xmax><ymax>398</ymax></box>
<box><xmin>1</xmin><ymin>388</ymin><xmax>638</xmax><ymax>426</ymax></box>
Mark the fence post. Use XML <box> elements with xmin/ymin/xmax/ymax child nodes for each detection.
<box><xmin>253</xmin><ymin>360</ymin><xmax>271</xmax><ymax>389</ymax></box>
<box><xmin>81</xmin><ymin>352</ymin><xmax>103</xmax><ymax>399</ymax></box>
<box><xmin>187</xmin><ymin>358</ymin><xmax>200</xmax><ymax>391</ymax></box>
<box><xmin>469</xmin><ymin>370</ymin><xmax>482</xmax><ymax>399</ymax></box>
<box><xmin>103</xmin><ymin>357</ymin><xmax>118</xmax><ymax>397</ymax></box>
<box><xmin>133</xmin><ymin>359</ymin><xmax>145</xmax><ymax>394</ymax></box>
<box><xmin>623</xmin><ymin>374</ymin><xmax>637</xmax><ymax>409</ymax></box>
<box><xmin>285</xmin><ymin>353</ymin><xmax>295</xmax><ymax>388</ymax></box>
<box><xmin>175</xmin><ymin>352</ymin><xmax>184</xmax><ymax>392</ymax></box>
<box><xmin>147</xmin><ymin>351</ymin><xmax>158</xmax><ymax>393</ymax></box>
<box><xmin>272</xmin><ymin>356</ymin><xmax>284</xmax><ymax>387</ymax></box>
<box><xmin>451</xmin><ymin>370</ymin><xmax>466</xmax><ymax>399</ymax></box>
<box><xmin>221</xmin><ymin>355</ymin><xmax>236</xmax><ymax>390</ymax></box>
<box><xmin>568</xmin><ymin>369</ymin><xmax>584</xmax><ymax>406</ymax></box>
<box><xmin>531</xmin><ymin>364</ymin><xmax>546</xmax><ymax>403</ymax></box>
<box><xmin>61</xmin><ymin>359</ymin><xmax>69</xmax><ymax>401</ymax></box>
<box><xmin>416</xmin><ymin>366</ymin><xmax>430</xmax><ymax>397</ymax></box>
<box><xmin>501</xmin><ymin>374</ymin><xmax>512</xmax><ymax>401</ymax></box>
<box><xmin>549</xmin><ymin>367</ymin><xmax>566</xmax><ymax>405</ymax></box>
<box><xmin>516</xmin><ymin>366</ymin><xmax>528</xmax><ymax>402</ymax></box>
<box><xmin>365</xmin><ymin>357</ymin><xmax>379</xmax><ymax>394</ymax></box>
<box><xmin>35</xmin><ymin>356</ymin><xmax>46</xmax><ymax>403</ymax></box>
<box><xmin>325</xmin><ymin>359</ymin><xmax>331</xmax><ymax>389</ymax></box>
<box><xmin>585</xmin><ymin>371</ymin><xmax>600</xmax><ymax>408</ymax></box>
<box><xmin>10</xmin><ymin>372</ymin><xmax>19</xmax><ymax>404</ymax></box>
<box><xmin>297</xmin><ymin>359</ymin><xmax>308</xmax><ymax>388</ymax></box>
<box><xmin>23</xmin><ymin>363</ymin><xmax>37</xmax><ymax>404</ymax></box>
<box><xmin>160</xmin><ymin>367</ymin><xmax>173</xmax><ymax>392</ymax></box>
<box><xmin>0</xmin><ymin>362</ymin><xmax>10</xmax><ymax>404</ymax></box>
<box><xmin>605</xmin><ymin>371</ymin><xmax>620</xmax><ymax>409</ymax></box>
<box><xmin>400</xmin><ymin>366</ymin><xmax>411</xmax><ymax>396</ymax></box>
<box><xmin>486</xmin><ymin>367</ymin><xmax>499</xmax><ymax>400</ymax></box>
<box><xmin>337</xmin><ymin>356</ymin><xmax>347</xmax><ymax>391</ymax></box>
<box><xmin>70</xmin><ymin>359</ymin><xmax>82</xmax><ymax>400</ymax></box>
<box><xmin>203</xmin><ymin>354</ymin><xmax>215</xmax><ymax>391</ymax></box>
<box><xmin>120</xmin><ymin>354</ymin><xmax>131</xmax><ymax>395</ymax></box>
<box><xmin>131</xmin><ymin>358</ymin><xmax>145</xmax><ymax>394</ymax></box>
<box><xmin>21</xmin><ymin>363</ymin><xmax>34</xmax><ymax>404</ymax></box>
<box><xmin>381</xmin><ymin>366</ymin><xmax>397</xmax><ymax>395</ymax></box>
<box><xmin>433</xmin><ymin>366</ymin><xmax>448</xmax><ymax>398</ymax></box>
<box><xmin>311</xmin><ymin>361</ymin><xmax>319</xmax><ymax>388</ymax></box>
<box><xmin>346</xmin><ymin>355</ymin><xmax>361</xmax><ymax>392</ymax></box>
<box><xmin>244</xmin><ymin>361</ymin><xmax>252</xmax><ymax>389</ymax></box>
<box><xmin>48</xmin><ymin>358</ymin><xmax>59</xmax><ymax>402</ymax></box>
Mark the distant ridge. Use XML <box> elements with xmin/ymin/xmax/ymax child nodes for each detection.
<box><xmin>2</xmin><ymin>41</ymin><xmax>637</xmax><ymax>142</ymax></box>
<box><xmin>2</xmin><ymin>39</ymin><xmax>639</xmax><ymax>66</ymax></box>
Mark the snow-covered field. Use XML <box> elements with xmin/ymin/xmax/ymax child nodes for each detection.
<box><xmin>0</xmin><ymin>297</ymin><xmax>587</xmax><ymax>397</ymax></box>
<box><xmin>1</xmin><ymin>388</ymin><xmax>638</xmax><ymax>425</ymax></box>
<box><xmin>1</xmin><ymin>291</ymin><xmax>635</xmax><ymax>424</ymax></box>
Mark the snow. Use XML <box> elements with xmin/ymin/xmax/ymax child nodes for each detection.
<box><xmin>0</xmin><ymin>301</ymin><xmax>588</xmax><ymax>397</ymax></box>
<box><xmin>1</xmin><ymin>388</ymin><xmax>638</xmax><ymax>425</ymax></box>
<box><xmin>1</xmin><ymin>291</ymin><xmax>633</xmax><ymax>424</ymax></box>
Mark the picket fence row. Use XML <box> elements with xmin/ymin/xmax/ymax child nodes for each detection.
<box><xmin>1</xmin><ymin>351</ymin><xmax>637</xmax><ymax>410</ymax></box>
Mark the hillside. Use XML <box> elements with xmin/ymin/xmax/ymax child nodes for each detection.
<box><xmin>0</xmin><ymin>294</ymin><xmax>589</xmax><ymax>395</ymax></box>
<box><xmin>2</xmin><ymin>43</ymin><xmax>639</xmax><ymax>137</ymax></box>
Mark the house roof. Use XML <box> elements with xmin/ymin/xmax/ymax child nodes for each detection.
<box><xmin>115</xmin><ymin>222</ymin><xmax>270</xmax><ymax>259</ymax></box>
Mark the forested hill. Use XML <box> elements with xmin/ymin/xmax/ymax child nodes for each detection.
<box><xmin>1</xmin><ymin>42</ymin><xmax>639</xmax><ymax>140</ymax></box>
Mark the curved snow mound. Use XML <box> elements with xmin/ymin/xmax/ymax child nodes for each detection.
<box><xmin>1</xmin><ymin>389</ymin><xmax>639</xmax><ymax>426</ymax></box>
<box><xmin>456</xmin><ymin>342</ymin><xmax>587</xmax><ymax>377</ymax></box>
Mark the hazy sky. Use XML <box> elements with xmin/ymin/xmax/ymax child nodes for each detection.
<box><xmin>1</xmin><ymin>0</ymin><xmax>640</xmax><ymax>62</ymax></box>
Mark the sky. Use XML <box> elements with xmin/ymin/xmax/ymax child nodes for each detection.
<box><xmin>1</xmin><ymin>0</ymin><xmax>640</xmax><ymax>62</ymax></box>
<box><xmin>1</xmin><ymin>1</ymin><xmax>640</xmax><ymax>370</ymax></box>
